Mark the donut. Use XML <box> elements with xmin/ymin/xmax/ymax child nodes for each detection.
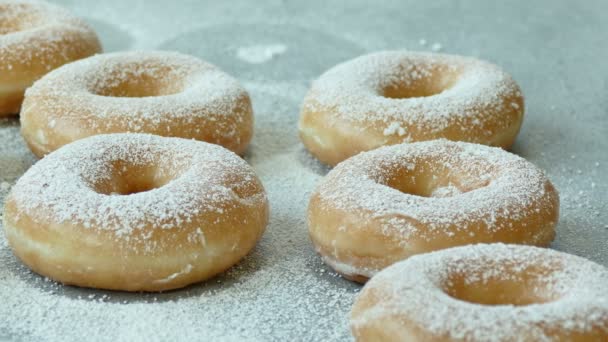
<box><xmin>351</xmin><ymin>243</ymin><xmax>608</xmax><ymax>341</ymax></box>
<box><xmin>299</xmin><ymin>51</ymin><xmax>524</xmax><ymax>166</ymax></box>
<box><xmin>0</xmin><ymin>0</ymin><xmax>101</xmax><ymax>116</ymax></box>
<box><xmin>20</xmin><ymin>51</ymin><xmax>253</xmax><ymax>157</ymax></box>
<box><xmin>308</xmin><ymin>139</ymin><xmax>559</xmax><ymax>283</ymax></box>
<box><xmin>3</xmin><ymin>133</ymin><xmax>269</xmax><ymax>291</ymax></box>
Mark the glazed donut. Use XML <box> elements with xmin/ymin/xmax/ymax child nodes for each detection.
<box><xmin>308</xmin><ymin>140</ymin><xmax>559</xmax><ymax>283</ymax></box>
<box><xmin>299</xmin><ymin>51</ymin><xmax>524</xmax><ymax>166</ymax></box>
<box><xmin>20</xmin><ymin>51</ymin><xmax>253</xmax><ymax>157</ymax></box>
<box><xmin>3</xmin><ymin>133</ymin><xmax>269</xmax><ymax>291</ymax></box>
<box><xmin>351</xmin><ymin>243</ymin><xmax>608</xmax><ymax>341</ymax></box>
<box><xmin>0</xmin><ymin>0</ymin><xmax>101</xmax><ymax>116</ymax></box>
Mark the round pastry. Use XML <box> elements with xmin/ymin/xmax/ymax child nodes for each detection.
<box><xmin>308</xmin><ymin>139</ymin><xmax>559</xmax><ymax>283</ymax></box>
<box><xmin>20</xmin><ymin>50</ymin><xmax>253</xmax><ymax>157</ymax></box>
<box><xmin>0</xmin><ymin>0</ymin><xmax>101</xmax><ymax>116</ymax></box>
<box><xmin>351</xmin><ymin>243</ymin><xmax>608</xmax><ymax>341</ymax></box>
<box><xmin>3</xmin><ymin>133</ymin><xmax>269</xmax><ymax>291</ymax></box>
<box><xmin>299</xmin><ymin>51</ymin><xmax>524</xmax><ymax>166</ymax></box>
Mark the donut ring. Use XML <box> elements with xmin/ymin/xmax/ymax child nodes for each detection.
<box><xmin>308</xmin><ymin>140</ymin><xmax>559</xmax><ymax>283</ymax></box>
<box><xmin>3</xmin><ymin>133</ymin><xmax>269</xmax><ymax>291</ymax></box>
<box><xmin>299</xmin><ymin>51</ymin><xmax>524</xmax><ymax>166</ymax></box>
<box><xmin>0</xmin><ymin>0</ymin><xmax>101</xmax><ymax>116</ymax></box>
<box><xmin>351</xmin><ymin>243</ymin><xmax>608</xmax><ymax>341</ymax></box>
<box><xmin>20</xmin><ymin>51</ymin><xmax>253</xmax><ymax>157</ymax></box>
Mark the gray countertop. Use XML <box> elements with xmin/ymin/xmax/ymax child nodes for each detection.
<box><xmin>0</xmin><ymin>0</ymin><xmax>607</xmax><ymax>341</ymax></box>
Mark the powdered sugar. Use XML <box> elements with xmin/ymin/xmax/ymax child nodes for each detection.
<box><xmin>352</xmin><ymin>243</ymin><xmax>608</xmax><ymax>341</ymax></box>
<box><xmin>0</xmin><ymin>0</ymin><xmax>99</xmax><ymax>70</ymax></box>
<box><xmin>22</xmin><ymin>51</ymin><xmax>249</xmax><ymax>133</ymax></box>
<box><xmin>309</xmin><ymin>140</ymin><xmax>558</xmax><ymax>279</ymax></box>
<box><xmin>430</xmin><ymin>42</ymin><xmax>442</xmax><ymax>52</ymax></box>
<box><xmin>0</xmin><ymin>126</ymin><xmax>358</xmax><ymax>340</ymax></box>
<box><xmin>315</xmin><ymin>140</ymin><xmax>556</xmax><ymax>240</ymax></box>
<box><xmin>0</xmin><ymin>1</ymin><xmax>605</xmax><ymax>340</ymax></box>
<box><xmin>302</xmin><ymin>50</ymin><xmax>522</xmax><ymax>139</ymax></box>
<box><xmin>382</xmin><ymin>121</ymin><xmax>407</xmax><ymax>136</ymax></box>
<box><xmin>6</xmin><ymin>133</ymin><xmax>266</xmax><ymax>252</ymax></box>
<box><xmin>0</xmin><ymin>0</ymin><xmax>90</xmax><ymax>40</ymax></box>
<box><xmin>236</xmin><ymin>44</ymin><xmax>287</xmax><ymax>64</ymax></box>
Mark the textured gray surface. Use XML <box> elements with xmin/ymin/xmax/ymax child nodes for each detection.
<box><xmin>0</xmin><ymin>0</ymin><xmax>607</xmax><ymax>341</ymax></box>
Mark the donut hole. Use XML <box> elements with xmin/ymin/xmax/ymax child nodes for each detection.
<box><xmin>90</xmin><ymin>159</ymin><xmax>186</xmax><ymax>195</ymax></box>
<box><xmin>380</xmin><ymin>66</ymin><xmax>459</xmax><ymax>99</ymax></box>
<box><xmin>90</xmin><ymin>67</ymin><xmax>186</xmax><ymax>98</ymax></box>
<box><xmin>441</xmin><ymin>263</ymin><xmax>560</xmax><ymax>306</ymax></box>
<box><xmin>380</xmin><ymin>162</ymin><xmax>491</xmax><ymax>198</ymax></box>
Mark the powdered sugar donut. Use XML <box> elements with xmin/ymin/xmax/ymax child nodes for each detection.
<box><xmin>299</xmin><ymin>51</ymin><xmax>524</xmax><ymax>166</ymax></box>
<box><xmin>3</xmin><ymin>133</ymin><xmax>269</xmax><ymax>291</ymax></box>
<box><xmin>0</xmin><ymin>0</ymin><xmax>101</xmax><ymax>116</ymax></box>
<box><xmin>351</xmin><ymin>243</ymin><xmax>608</xmax><ymax>341</ymax></box>
<box><xmin>308</xmin><ymin>140</ymin><xmax>558</xmax><ymax>283</ymax></box>
<box><xmin>20</xmin><ymin>51</ymin><xmax>253</xmax><ymax>157</ymax></box>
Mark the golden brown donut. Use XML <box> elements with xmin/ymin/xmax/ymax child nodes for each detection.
<box><xmin>0</xmin><ymin>0</ymin><xmax>101</xmax><ymax>116</ymax></box>
<box><xmin>308</xmin><ymin>140</ymin><xmax>559</xmax><ymax>283</ymax></box>
<box><xmin>3</xmin><ymin>133</ymin><xmax>269</xmax><ymax>291</ymax></box>
<box><xmin>299</xmin><ymin>51</ymin><xmax>524</xmax><ymax>166</ymax></box>
<box><xmin>351</xmin><ymin>243</ymin><xmax>608</xmax><ymax>341</ymax></box>
<box><xmin>20</xmin><ymin>51</ymin><xmax>253</xmax><ymax>157</ymax></box>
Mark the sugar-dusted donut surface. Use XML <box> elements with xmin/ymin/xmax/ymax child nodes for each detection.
<box><xmin>308</xmin><ymin>140</ymin><xmax>559</xmax><ymax>282</ymax></box>
<box><xmin>20</xmin><ymin>51</ymin><xmax>253</xmax><ymax>157</ymax></box>
<box><xmin>351</xmin><ymin>243</ymin><xmax>608</xmax><ymax>341</ymax></box>
<box><xmin>299</xmin><ymin>51</ymin><xmax>524</xmax><ymax>165</ymax></box>
<box><xmin>3</xmin><ymin>133</ymin><xmax>269</xmax><ymax>291</ymax></box>
<box><xmin>0</xmin><ymin>0</ymin><xmax>101</xmax><ymax>116</ymax></box>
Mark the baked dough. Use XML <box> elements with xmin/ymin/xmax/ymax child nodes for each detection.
<box><xmin>3</xmin><ymin>133</ymin><xmax>269</xmax><ymax>291</ymax></box>
<box><xmin>300</xmin><ymin>51</ymin><xmax>524</xmax><ymax>165</ymax></box>
<box><xmin>0</xmin><ymin>0</ymin><xmax>101</xmax><ymax>116</ymax></box>
<box><xmin>308</xmin><ymin>140</ymin><xmax>558</xmax><ymax>282</ymax></box>
<box><xmin>351</xmin><ymin>243</ymin><xmax>608</xmax><ymax>341</ymax></box>
<box><xmin>20</xmin><ymin>51</ymin><xmax>252</xmax><ymax>157</ymax></box>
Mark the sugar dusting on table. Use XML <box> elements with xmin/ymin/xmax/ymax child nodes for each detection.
<box><xmin>0</xmin><ymin>2</ymin><xmax>607</xmax><ymax>341</ymax></box>
<box><xmin>236</xmin><ymin>44</ymin><xmax>287</xmax><ymax>64</ymax></box>
<box><xmin>0</xmin><ymin>78</ymin><xmax>359</xmax><ymax>340</ymax></box>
